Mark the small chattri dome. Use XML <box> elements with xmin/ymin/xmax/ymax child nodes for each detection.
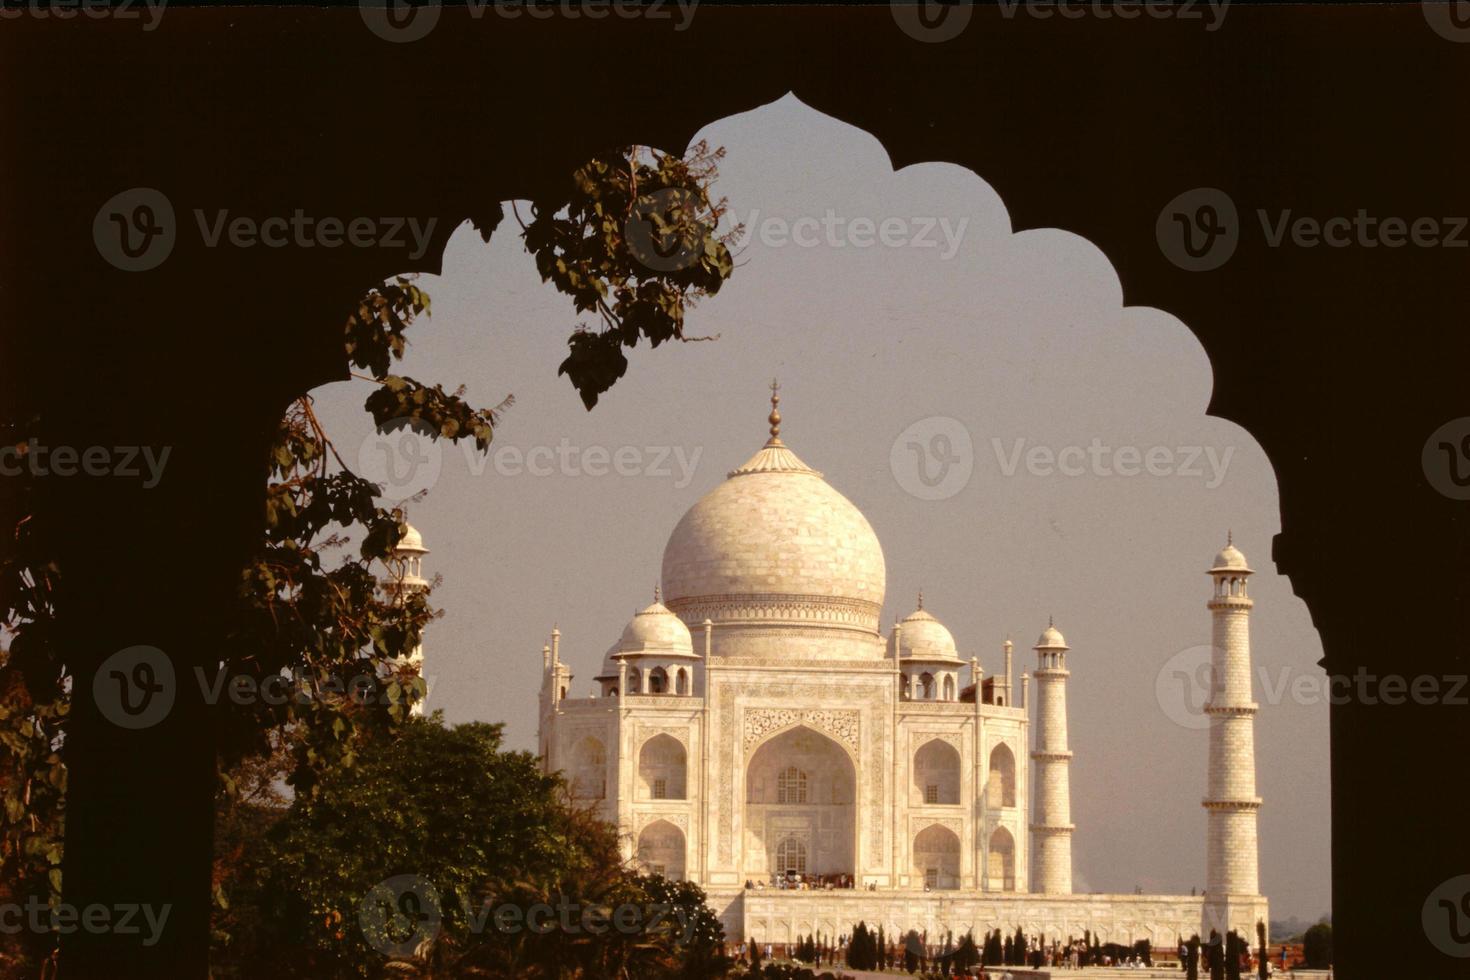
<box><xmin>1211</xmin><ymin>536</ymin><xmax>1252</xmax><ymax>574</ymax></box>
<box><xmin>396</xmin><ymin>523</ymin><xmax>427</xmax><ymax>554</ymax></box>
<box><xmin>618</xmin><ymin>595</ymin><xmax>696</xmax><ymax>657</ymax></box>
<box><xmin>890</xmin><ymin>599</ymin><xmax>960</xmax><ymax>661</ymax></box>
<box><xmin>1035</xmin><ymin>622</ymin><xmax>1068</xmax><ymax>650</ymax></box>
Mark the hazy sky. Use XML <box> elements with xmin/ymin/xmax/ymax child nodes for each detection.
<box><xmin>311</xmin><ymin>95</ymin><xmax>1330</xmax><ymax>922</ymax></box>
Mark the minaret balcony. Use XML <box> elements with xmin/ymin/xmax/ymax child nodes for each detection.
<box><xmin>1202</xmin><ymin>702</ymin><xmax>1259</xmax><ymax>716</ymax></box>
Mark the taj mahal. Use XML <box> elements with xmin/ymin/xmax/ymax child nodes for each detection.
<box><xmin>516</xmin><ymin>387</ymin><xmax>1267</xmax><ymax>947</ymax></box>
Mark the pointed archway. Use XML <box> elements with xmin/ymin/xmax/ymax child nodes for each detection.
<box><xmin>744</xmin><ymin>725</ymin><xmax>856</xmax><ymax>881</ymax></box>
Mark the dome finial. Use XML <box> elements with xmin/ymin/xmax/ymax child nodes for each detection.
<box><xmin>654</xmin><ymin>582</ymin><xmax>662</xmax><ymax>603</ymax></box>
<box><xmin>1227</xmin><ymin>528</ymin><xmax>1233</xmax><ymax>546</ymax></box>
<box><xmin>1048</xmin><ymin>613</ymin><xmax>1054</xmax><ymax>627</ymax></box>
<box><xmin>916</xmin><ymin>589</ymin><xmax>924</xmax><ymax>610</ymax></box>
<box><xmin>767</xmin><ymin>378</ymin><xmax>782</xmax><ymax>444</ymax></box>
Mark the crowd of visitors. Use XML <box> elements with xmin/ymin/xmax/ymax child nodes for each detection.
<box><xmin>744</xmin><ymin>871</ymin><xmax>858</xmax><ymax>890</ymax></box>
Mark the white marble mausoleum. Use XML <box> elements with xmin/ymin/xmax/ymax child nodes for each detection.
<box><xmin>526</xmin><ymin>389</ymin><xmax>1268</xmax><ymax>947</ymax></box>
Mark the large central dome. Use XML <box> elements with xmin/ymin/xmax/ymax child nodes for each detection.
<box><xmin>660</xmin><ymin>392</ymin><xmax>887</xmax><ymax>661</ymax></box>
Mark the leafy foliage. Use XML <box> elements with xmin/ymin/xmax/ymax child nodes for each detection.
<box><xmin>213</xmin><ymin>716</ymin><xmax>728</xmax><ymax>979</ymax></box>
<box><xmin>0</xmin><ymin>411</ymin><xmax>67</xmax><ymax>976</ymax></box>
<box><xmin>1302</xmin><ymin>920</ymin><xmax>1331</xmax><ymax>969</ymax></box>
<box><xmin>518</xmin><ymin>142</ymin><xmax>737</xmax><ymax>409</ymax></box>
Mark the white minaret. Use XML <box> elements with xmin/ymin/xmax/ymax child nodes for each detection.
<box><xmin>1030</xmin><ymin>618</ymin><xmax>1074</xmax><ymax>894</ymax></box>
<box><xmin>384</xmin><ymin>523</ymin><xmax>430</xmax><ymax>716</ymax></box>
<box><xmin>1203</xmin><ymin>534</ymin><xmax>1263</xmax><ymax>934</ymax></box>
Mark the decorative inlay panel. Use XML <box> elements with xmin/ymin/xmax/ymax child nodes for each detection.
<box><xmin>634</xmin><ymin>810</ymin><xmax>690</xmax><ymax>833</ymax></box>
<box><xmin>743</xmin><ymin>708</ymin><xmax>860</xmax><ymax>752</ymax></box>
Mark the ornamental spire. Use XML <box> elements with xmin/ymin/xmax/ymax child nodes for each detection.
<box><xmin>767</xmin><ymin>378</ymin><xmax>782</xmax><ymax>444</ymax></box>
